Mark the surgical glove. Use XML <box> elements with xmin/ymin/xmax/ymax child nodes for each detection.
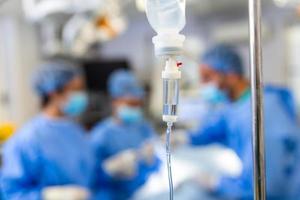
<box><xmin>139</xmin><ymin>142</ymin><xmax>155</xmax><ymax>166</ymax></box>
<box><xmin>42</xmin><ymin>185</ymin><xmax>90</xmax><ymax>200</ymax></box>
<box><xmin>103</xmin><ymin>149</ymin><xmax>138</xmax><ymax>178</ymax></box>
<box><xmin>161</xmin><ymin>130</ymin><xmax>189</xmax><ymax>149</ymax></box>
<box><xmin>195</xmin><ymin>173</ymin><xmax>220</xmax><ymax>191</ymax></box>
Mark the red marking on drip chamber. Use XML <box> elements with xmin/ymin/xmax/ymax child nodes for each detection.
<box><xmin>177</xmin><ymin>62</ymin><xmax>183</xmax><ymax>67</ymax></box>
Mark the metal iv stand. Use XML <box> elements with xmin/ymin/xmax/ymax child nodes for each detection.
<box><xmin>248</xmin><ymin>0</ymin><xmax>266</xmax><ymax>199</ymax></box>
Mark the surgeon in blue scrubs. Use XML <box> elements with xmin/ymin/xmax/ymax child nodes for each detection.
<box><xmin>1</xmin><ymin>60</ymin><xmax>99</xmax><ymax>200</ymax></box>
<box><xmin>90</xmin><ymin>70</ymin><xmax>160</xmax><ymax>200</ymax></box>
<box><xmin>182</xmin><ymin>44</ymin><xmax>300</xmax><ymax>200</ymax></box>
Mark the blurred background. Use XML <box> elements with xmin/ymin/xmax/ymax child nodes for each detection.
<box><xmin>1</xmin><ymin>0</ymin><xmax>300</xmax><ymax>199</ymax></box>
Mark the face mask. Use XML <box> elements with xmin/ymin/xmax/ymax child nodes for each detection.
<box><xmin>200</xmin><ymin>83</ymin><xmax>227</xmax><ymax>105</ymax></box>
<box><xmin>117</xmin><ymin>106</ymin><xmax>143</xmax><ymax>125</ymax></box>
<box><xmin>62</xmin><ymin>91</ymin><xmax>88</xmax><ymax>117</ymax></box>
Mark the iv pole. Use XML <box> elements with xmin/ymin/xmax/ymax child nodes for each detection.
<box><xmin>248</xmin><ymin>0</ymin><xmax>266</xmax><ymax>199</ymax></box>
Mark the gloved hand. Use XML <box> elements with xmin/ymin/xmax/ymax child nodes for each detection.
<box><xmin>139</xmin><ymin>141</ymin><xmax>155</xmax><ymax>166</ymax></box>
<box><xmin>161</xmin><ymin>130</ymin><xmax>189</xmax><ymax>149</ymax></box>
<box><xmin>103</xmin><ymin>149</ymin><xmax>138</xmax><ymax>178</ymax></box>
<box><xmin>42</xmin><ymin>185</ymin><xmax>90</xmax><ymax>200</ymax></box>
<box><xmin>194</xmin><ymin>173</ymin><xmax>220</xmax><ymax>192</ymax></box>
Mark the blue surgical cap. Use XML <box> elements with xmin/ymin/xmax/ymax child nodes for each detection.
<box><xmin>202</xmin><ymin>44</ymin><xmax>244</xmax><ymax>75</ymax></box>
<box><xmin>108</xmin><ymin>70</ymin><xmax>144</xmax><ymax>99</ymax></box>
<box><xmin>33</xmin><ymin>60</ymin><xmax>82</xmax><ymax>97</ymax></box>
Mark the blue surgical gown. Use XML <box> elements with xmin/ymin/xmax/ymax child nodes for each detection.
<box><xmin>189</xmin><ymin>89</ymin><xmax>300</xmax><ymax>200</ymax></box>
<box><xmin>265</xmin><ymin>85</ymin><xmax>298</xmax><ymax>122</ymax></box>
<box><xmin>1</xmin><ymin>115</ymin><xmax>96</xmax><ymax>200</ymax></box>
<box><xmin>90</xmin><ymin>118</ymin><xmax>160</xmax><ymax>200</ymax></box>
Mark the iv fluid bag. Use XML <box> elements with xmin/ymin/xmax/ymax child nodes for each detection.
<box><xmin>146</xmin><ymin>0</ymin><xmax>186</xmax><ymax>34</ymax></box>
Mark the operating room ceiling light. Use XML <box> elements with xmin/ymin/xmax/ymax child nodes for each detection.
<box><xmin>135</xmin><ymin>0</ymin><xmax>146</xmax><ymax>12</ymax></box>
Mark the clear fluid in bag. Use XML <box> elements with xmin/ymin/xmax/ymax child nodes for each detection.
<box><xmin>146</xmin><ymin>0</ymin><xmax>186</xmax><ymax>34</ymax></box>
